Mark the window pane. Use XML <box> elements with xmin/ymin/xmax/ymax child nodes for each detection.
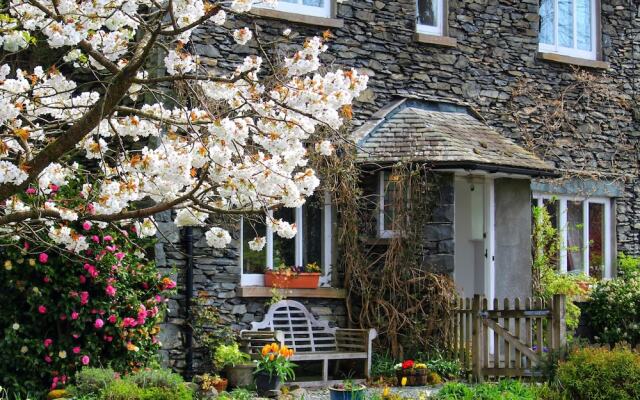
<box><xmin>576</xmin><ymin>0</ymin><xmax>592</xmax><ymax>51</ymax></box>
<box><xmin>383</xmin><ymin>172</ymin><xmax>398</xmax><ymax>231</ymax></box>
<box><xmin>542</xmin><ymin>199</ymin><xmax>560</xmax><ymax>267</ymax></box>
<box><xmin>281</xmin><ymin>0</ymin><xmax>297</xmax><ymax>3</ymax></box>
<box><xmin>589</xmin><ymin>203</ymin><xmax>604</xmax><ymax>279</ymax></box>
<box><xmin>539</xmin><ymin>0</ymin><xmax>555</xmax><ymax>45</ymax></box>
<box><xmin>242</xmin><ymin>218</ymin><xmax>266</xmax><ymax>274</ymax></box>
<box><xmin>417</xmin><ymin>0</ymin><xmax>438</xmax><ymax>27</ymax></box>
<box><xmin>302</xmin><ymin>0</ymin><xmax>323</xmax><ymax>6</ymax></box>
<box><xmin>566</xmin><ymin>201</ymin><xmax>584</xmax><ymax>273</ymax></box>
<box><xmin>303</xmin><ymin>198</ymin><xmax>323</xmax><ymax>269</ymax></box>
<box><xmin>273</xmin><ymin>208</ymin><xmax>296</xmax><ymax>268</ymax></box>
<box><xmin>558</xmin><ymin>0</ymin><xmax>574</xmax><ymax>48</ymax></box>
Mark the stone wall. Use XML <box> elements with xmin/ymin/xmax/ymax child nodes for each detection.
<box><xmin>193</xmin><ymin>0</ymin><xmax>640</xmax><ymax>254</ymax></box>
<box><xmin>159</xmin><ymin>0</ymin><xmax>640</xmax><ymax>374</ymax></box>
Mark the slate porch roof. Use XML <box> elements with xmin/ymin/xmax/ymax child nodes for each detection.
<box><xmin>354</xmin><ymin>98</ymin><xmax>555</xmax><ymax>175</ymax></box>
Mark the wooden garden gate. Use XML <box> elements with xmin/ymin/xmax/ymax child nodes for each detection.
<box><xmin>449</xmin><ymin>294</ymin><xmax>566</xmax><ymax>381</ymax></box>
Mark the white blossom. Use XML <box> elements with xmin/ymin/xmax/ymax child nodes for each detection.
<box><xmin>248</xmin><ymin>236</ymin><xmax>266</xmax><ymax>251</ymax></box>
<box><xmin>205</xmin><ymin>227</ymin><xmax>232</xmax><ymax>248</ymax></box>
<box><xmin>233</xmin><ymin>28</ymin><xmax>253</xmax><ymax>45</ymax></box>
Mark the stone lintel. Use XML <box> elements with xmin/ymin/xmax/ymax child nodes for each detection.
<box><xmin>237</xmin><ymin>286</ymin><xmax>346</xmax><ymax>299</ymax></box>
<box><xmin>249</xmin><ymin>8</ymin><xmax>344</xmax><ymax>28</ymax></box>
<box><xmin>536</xmin><ymin>52</ymin><xmax>610</xmax><ymax>69</ymax></box>
<box><xmin>414</xmin><ymin>33</ymin><xmax>457</xmax><ymax>47</ymax></box>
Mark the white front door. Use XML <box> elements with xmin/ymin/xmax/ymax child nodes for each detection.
<box><xmin>454</xmin><ymin>176</ymin><xmax>495</xmax><ymax>300</ymax></box>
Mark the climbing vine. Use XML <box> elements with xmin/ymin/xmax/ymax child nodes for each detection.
<box><xmin>313</xmin><ymin>138</ymin><xmax>456</xmax><ymax>359</ymax></box>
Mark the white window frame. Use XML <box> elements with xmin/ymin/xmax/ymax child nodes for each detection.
<box><xmin>416</xmin><ymin>0</ymin><xmax>445</xmax><ymax>36</ymax></box>
<box><xmin>240</xmin><ymin>192</ymin><xmax>334</xmax><ymax>287</ymax></box>
<box><xmin>533</xmin><ymin>193</ymin><xmax>613</xmax><ymax>279</ymax></box>
<box><xmin>255</xmin><ymin>0</ymin><xmax>332</xmax><ymax>18</ymax></box>
<box><xmin>538</xmin><ymin>0</ymin><xmax>598</xmax><ymax>60</ymax></box>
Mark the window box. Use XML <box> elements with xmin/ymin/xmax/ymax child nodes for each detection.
<box><xmin>264</xmin><ymin>271</ymin><xmax>321</xmax><ymax>289</ymax></box>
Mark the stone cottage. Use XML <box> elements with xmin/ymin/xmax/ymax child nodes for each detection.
<box><xmin>158</xmin><ymin>0</ymin><xmax>640</xmax><ymax>376</ymax></box>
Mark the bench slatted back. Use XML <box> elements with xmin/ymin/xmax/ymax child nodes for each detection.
<box><xmin>251</xmin><ymin>300</ymin><xmax>337</xmax><ymax>352</ymax></box>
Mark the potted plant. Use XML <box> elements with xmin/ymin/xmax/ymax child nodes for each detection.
<box><xmin>264</xmin><ymin>263</ymin><xmax>321</xmax><ymax>289</ymax></box>
<box><xmin>329</xmin><ymin>379</ymin><xmax>366</xmax><ymax>400</ymax></box>
<box><xmin>214</xmin><ymin>343</ymin><xmax>254</xmax><ymax>388</ymax></box>
<box><xmin>199</xmin><ymin>373</ymin><xmax>228</xmax><ymax>393</ymax></box>
<box><xmin>254</xmin><ymin>342</ymin><xmax>296</xmax><ymax>396</ymax></box>
<box><xmin>394</xmin><ymin>360</ymin><xmax>429</xmax><ymax>386</ymax></box>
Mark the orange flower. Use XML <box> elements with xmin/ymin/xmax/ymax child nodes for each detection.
<box><xmin>269</xmin><ymin>354</ymin><xmax>275</xmax><ymax>361</ymax></box>
<box><xmin>261</xmin><ymin>345</ymin><xmax>270</xmax><ymax>356</ymax></box>
<box><xmin>271</xmin><ymin>343</ymin><xmax>280</xmax><ymax>353</ymax></box>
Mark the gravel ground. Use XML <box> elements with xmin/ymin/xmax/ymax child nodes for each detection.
<box><xmin>304</xmin><ymin>386</ymin><xmax>442</xmax><ymax>399</ymax></box>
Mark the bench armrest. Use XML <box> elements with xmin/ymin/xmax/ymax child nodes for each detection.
<box><xmin>335</xmin><ymin>328</ymin><xmax>377</xmax><ymax>352</ymax></box>
<box><xmin>239</xmin><ymin>330</ymin><xmax>285</xmax><ymax>355</ymax></box>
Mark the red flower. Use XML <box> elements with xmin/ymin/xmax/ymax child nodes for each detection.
<box><xmin>402</xmin><ymin>359</ymin><xmax>415</xmax><ymax>369</ymax></box>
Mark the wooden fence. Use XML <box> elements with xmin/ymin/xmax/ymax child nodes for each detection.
<box><xmin>449</xmin><ymin>294</ymin><xmax>566</xmax><ymax>382</ymax></box>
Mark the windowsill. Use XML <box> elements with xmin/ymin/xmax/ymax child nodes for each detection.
<box><xmin>414</xmin><ymin>33</ymin><xmax>457</xmax><ymax>47</ymax></box>
<box><xmin>537</xmin><ymin>52</ymin><xmax>610</xmax><ymax>69</ymax></box>
<box><xmin>237</xmin><ymin>286</ymin><xmax>346</xmax><ymax>299</ymax></box>
<box><xmin>250</xmin><ymin>8</ymin><xmax>344</xmax><ymax>28</ymax></box>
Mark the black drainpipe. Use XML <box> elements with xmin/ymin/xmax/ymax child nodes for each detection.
<box><xmin>184</xmin><ymin>227</ymin><xmax>194</xmax><ymax>380</ymax></box>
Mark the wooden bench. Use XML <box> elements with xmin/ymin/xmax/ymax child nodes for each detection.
<box><xmin>240</xmin><ymin>300</ymin><xmax>377</xmax><ymax>383</ymax></box>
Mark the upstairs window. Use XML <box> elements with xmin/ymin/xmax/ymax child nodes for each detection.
<box><xmin>539</xmin><ymin>0</ymin><xmax>598</xmax><ymax>60</ymax></box>
<box><xmin>416</xmin><ymin>0</ymin><xmax>445</xmax><ymax>36</ymax></box>
<box><xmin>265</xmin><ymin>0</ymin><xmax>332</xmax><ymax>18</ymax></box>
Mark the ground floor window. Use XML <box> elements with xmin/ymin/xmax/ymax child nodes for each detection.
<box><xmin>533</xmin><ymin>194</ymin><xmax>613</xmax><ymax>279</ymax></box>
<box><xmin>240</xmin><ymin>193</ymin><xmax>334</xmax><ymax>286</ymax></box>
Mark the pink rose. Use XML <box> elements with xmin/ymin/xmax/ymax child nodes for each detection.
<box><xmin>49</xmin><ymin>184</ymin><xmax>59</xmax><ymax>192</ymax></box>
<box><xmin>91</xmin><ymin>235</ymin><xmax>100</xmax><ymax>243</ymax></box>
<box><xmin>59</xmin><ymin>314</ymin><xmax>67</xmax><ymax>321</ymax></box>
<box><xmin>82</xmin><ymin>221</ymin><xmax>92</xmax><ymax>230</ymax></box>
<box><xmin>107</xmin><ymin>315</ymin><xmax>117</xmax><ymax>324</ymax></box>
<box><xmin>71</xmin><ymin>311</ymin><xmax>79</xmax><ymax>320</ymax></box>
<box><xmin>38</xmin><ymin>305</ymin><xmax>47</xmax><ymax>314</ymax></box>
<box><xmin>23</xmin><ymin>242</ymin><xmax>29</xmax><ymax>250</ymax></box>
<box><xmin>80</xmin><ymin>291</ymin><xmax>89</xmax><ymax>305</ymax></box>
<box><xmin>105</xmin><ymin>245</ymin><xmax>116</xmax><ymax>252</ymax></box>
<box><xmin>79</xmin><ymin>275</ymin><xmax>86</xmax><ymax>284</ymax></box>
<box><xmin>38</xmin><ymin>253</ymin><xmax>48</xmax><ymax>263</ymax></box>
<box><xmin>43</xmin><ymin>276</ymin><xmax>50</xmax><ymax>283</ymax></box>
<box><xmin>43</xmin><ymin>338</ymin><xmax>52</xmax><ymax>348</ymax></box>
<box><xmin>94</xmin><ymin>318</ymin><xmax>104</xmax><ymax>329</ymax></box>
<box><xmin>44</xmin><ymin>355</ymin><xmax>52</xmax><ymax>363</ymax></box>
<box><xmin>115</xmin><ymin>252</ymin><xmax>125</xmax><ymax>261</ymax></box>
<box><xmin>103</xmin><ymin>235</ymin><xmax>113</xmax><ymax>242</ymax></box>
<box><xmin>105</xmin><ymin>285</ymin><xmax>116</xmax><ymax>297</ymax></box>
<box><xmin>122</xmin><ymin>317</ymin><xmax>137</xmax><ymax>328</ymax></box>
<box><xmin>103</xmin><ymin>335</ymin><xmax>113</xmax><ymax>342</ymax></box>
<box><xmin>87</xmin><ymin>203</ymin><xmax>95</xmax><ymax>214</ymax></box>
<box><xmin>81</xmin><ymin>355</ymin><xmax>90</xmax><ymax>366</ymax></box>
<box><xmin>25</xmin><ymin>187</ymin><xmax>36</xmax><ymax>195</ymax></box>
<box><xmin>72</xmin><ymin>333</ymin><xmax>80</xmax><ymax>339</ymax></box>
<box><xmin>72</xmin><ymin>346</ymin><xmax>81</xmax><ymax>354</ymax></box>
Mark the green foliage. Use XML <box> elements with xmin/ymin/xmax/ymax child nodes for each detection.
<box><xmin>190</xmin><ymin>297</ymin><xmax>236</xmax><ymax>371</ymax></box>
<box><xmin>70</xmin><ymin>368</ymin><xmax>192</xmax><ymax>400</ymax></box>
<box><xmin>371</xmin><ymin>353</ymin><xmax>397</xmax><ymax>378</ymax></box>
<box><xmin>425</xmin><ymin>356</ymin><xmax>462</xmax><ymax>380</ymax></box>
<box><xmin>535</xmin><ymin>338</ymin><xmax>588</xmax><ymax>385</ymax></box>
<box><xmin>618</xmin><ymin>253</ymin><xmax>640</xmax><ymax>278</ymax></box>
<box><xmin>217</xmin><ymin>388</ymin><xmax>253</xmax><ymax>400</ymax></box>
<box><xmin>69</xmin><ymin>368</ymin><xmax>118</xmax><ymax>397</ymax></box>
<box><xmin>586</xmin><ymin>273</ymin><xmax>640</xmax><ymax>346</ymax></box>
<box><xmin>214</xmin><ymin>344</ymin><xmax>251</xmax><ymax>369</ymax></box>
<box><xmin>435</xmin><ymin>380</ymin><xmax>548</xmax><ymax>400</ymax></box>
<box><xmin>532</xmin><ymin>205</ymin><xmax>591</xmax><ymax>330</ymax></box>
<box><xmin>254</xmin><ymin>344</ymin><xmax>296</xmax><ymax>382</ymax></box>
<box><xmin>556</xmin><ymin>346</ymin><xmax>640</xmax><ymax>400</ymax></box>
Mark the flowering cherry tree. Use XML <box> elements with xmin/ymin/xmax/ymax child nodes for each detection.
<box><xmin>0</xmin><ymin>0</ymin><xmax>368</xmax><ymax>251</ymax></box>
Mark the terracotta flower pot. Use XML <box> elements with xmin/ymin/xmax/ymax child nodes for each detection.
<box><xmin>264</xmin><ymin>271</ymin><xmax>320</xmax><ymax>289</ymax></box>
<box><xmin>212</xmin><ymin>378</ymin><xmax>228</xmax><ymax>393</ymax></box>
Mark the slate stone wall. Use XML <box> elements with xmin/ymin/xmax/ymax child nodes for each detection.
<box><xmin>160</xmin><ymin>0</ymin><xmax>640</xmax><ymax>374</ymax></box>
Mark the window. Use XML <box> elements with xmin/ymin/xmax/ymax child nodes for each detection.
<box><xmin>416</xmin><ymin>0</ymin><xmax>445</xmax><ymax>36</ymax></box>
<box><xmin>539</xmin><ymin>0</ymin><xmax>598</xmax><ymax>60</ymax></box>
<box><xmin>240</xmin><ymin>193</ymin><xmax>334</xmax><ymax>286</ymax></box>
<box><xmin>257</xmin><ymin>0</ymin><xmax>332</xmax><ymax>18</ymax></box>
<box><xmin>378</xmin><ymin>171</ymin><xmax>400</xmax><ymax>238</ymax></box>
<box><xmin>533</xmin><ymin>194</ymin><xmax>613</xmax><ymax>279</ymax></box>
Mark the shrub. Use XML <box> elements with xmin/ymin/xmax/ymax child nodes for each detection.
<box><xmin>126</xmin><ymin>368</ymin><xmax>185</xmax><ymax>390</ymax></box>
<box><xmin>585</xmin><ymin>274</ymin><xmax>640</xmax><ymax>346</ymax></box>
<box><xmin>0</xmin><ymin>214</ymin><xmax>175</xmax><ymax>396</ymax></box>
<box><xmin>371</xmin><ymin>353</ymin><xmax>397</xmax><ymax>378</ymax></box>
<box><xmin>69</xmin><ymin>368</ymin><xmax>118</xmax><ymax>397</ymax></box>
<box><xmin>425</xmin><ymin>356</ymin><xmax>462</xmax><ymax>380</ymax></box>
<box><xmin>618</xmin><ymin>253</ymin><xmax>640</xmax><ymax>278</ymax></box>
<box><xmin>435</xmin><ymin>380</ymin><xmax>544</xmax><ymax>400</ymax></box>
<box><xmin>556</xmin><ymin>346</ymin><xmax>640</xmax><ymax>400</ymax></box>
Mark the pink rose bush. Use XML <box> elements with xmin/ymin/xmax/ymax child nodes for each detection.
<box><xmin>0</xmin><ymin>218</ymin><xmax>176</xmax><ymax>396</ymax></box>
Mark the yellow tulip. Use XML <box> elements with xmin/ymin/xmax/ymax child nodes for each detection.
<box><xmin>401</xmin><ymin>377</ymin><xmax>407</xmax><ymax>387</ymax></box>
<box><xmin>382</xmin><ymin>387</ymin><xmax>390</xmax><ymax>397</ymax></box>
